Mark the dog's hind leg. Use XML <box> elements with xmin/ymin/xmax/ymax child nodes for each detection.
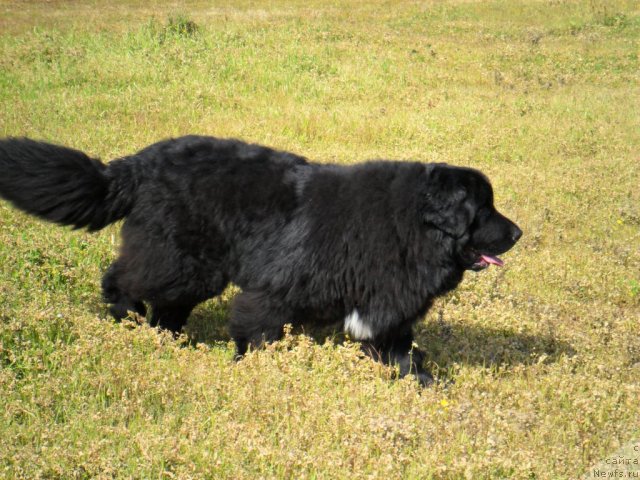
<box><xmin>102</xmin><ymin>261</ymin><xmax>147</xmax><ymax>321</ymax></box>
<box><xmin>229</xmin><ymin>290</ymin><xmax>292</xmax><ymax>357</ymax></box>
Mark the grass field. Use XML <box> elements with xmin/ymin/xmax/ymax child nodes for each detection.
<box><xmin>1</xmin><ymin>0</ymin><xmax>639</xmax><ymax>478</ymax></box>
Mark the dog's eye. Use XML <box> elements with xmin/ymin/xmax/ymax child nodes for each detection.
<box><xmin>470</xmin><ymin>206</ymin><xmax>490</xmax><ymax>226</ymax></box>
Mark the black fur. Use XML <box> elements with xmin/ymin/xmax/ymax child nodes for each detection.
<box><xmin>0</xmin><ymin>138</ymin><xmax>138</xmax><ymax>231</ymax></box>
<box><xmin>0</xmin><ymin>135</ymin><xmax>522</xmax><ymax>385</ymax></box>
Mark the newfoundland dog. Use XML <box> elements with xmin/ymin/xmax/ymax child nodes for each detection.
<box><xmin>0</xmin><ymin>136</ymin><xmax>521</xmax><ymax>385</ymax></box>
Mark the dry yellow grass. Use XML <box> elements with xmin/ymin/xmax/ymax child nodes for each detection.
<box><xmin>0</xmin><ymin>0</ymin><xmax>639</xmax><ymax>478</ymax></box>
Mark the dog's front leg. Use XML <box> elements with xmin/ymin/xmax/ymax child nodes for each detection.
<box><xmin>344</xmin><ymin>311</ymin><xmax>433</xmax><ymax>387</ymax></box>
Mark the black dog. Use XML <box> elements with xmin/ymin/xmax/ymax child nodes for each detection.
<box><xmin>0</xmin><ymin>136</ymin><xmax>521</xmax><ymax>385</ymax></box>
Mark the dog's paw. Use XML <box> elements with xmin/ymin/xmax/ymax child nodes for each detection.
<box><xmin>411</xmin><ymin>371</ymin><xmax>435</xmax><ymax>388</ymax></box>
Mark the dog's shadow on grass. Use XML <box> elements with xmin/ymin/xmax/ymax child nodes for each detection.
<box><xmin>414</xmin><ymin>319</ymin><xmax>576</xmax><ymax>376</ymax></box>
<box><xmin>179</xmin><ymin>299</ymin><xmax>575</xmax><ymax>375</ymax></box>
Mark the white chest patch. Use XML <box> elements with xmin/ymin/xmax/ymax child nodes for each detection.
<box><xmin>343</xmin><ymin>309</ymin><xmax>374</xmax><ymax>340</ymax></box>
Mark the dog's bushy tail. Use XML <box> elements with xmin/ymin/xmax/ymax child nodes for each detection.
<box><xmin>0</xmin><ymin>138</ymin><xmax>140</xmax><ymax>231</ymax></box>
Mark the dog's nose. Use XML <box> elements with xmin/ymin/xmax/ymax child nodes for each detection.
<box><xmin>511</xmin><ymin>226</ymin><xmax>523</xmax><ymax>243</ymax></box>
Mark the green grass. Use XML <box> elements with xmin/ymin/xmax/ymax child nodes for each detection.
<box><xmin>1</xmin><ymin>0</ymin><xmax>639</xmax><ymax>478</ymax></box>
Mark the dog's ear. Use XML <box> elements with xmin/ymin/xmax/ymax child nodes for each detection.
<box><xmin>422</xmin><ymin>165</ymin><xmax>474</xmax><ymax>238</ymax></box>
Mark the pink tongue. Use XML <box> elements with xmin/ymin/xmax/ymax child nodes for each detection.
<box><xmin>480</xmin><ymin>254</ymin><xmax>504</xmax><ymax>267</ymax></box>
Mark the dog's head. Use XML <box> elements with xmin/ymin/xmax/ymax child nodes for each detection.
<box><xmin>422</xmin><ymin>163</ymin><xmax>522</xmax><ymax>271</ymax></box>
